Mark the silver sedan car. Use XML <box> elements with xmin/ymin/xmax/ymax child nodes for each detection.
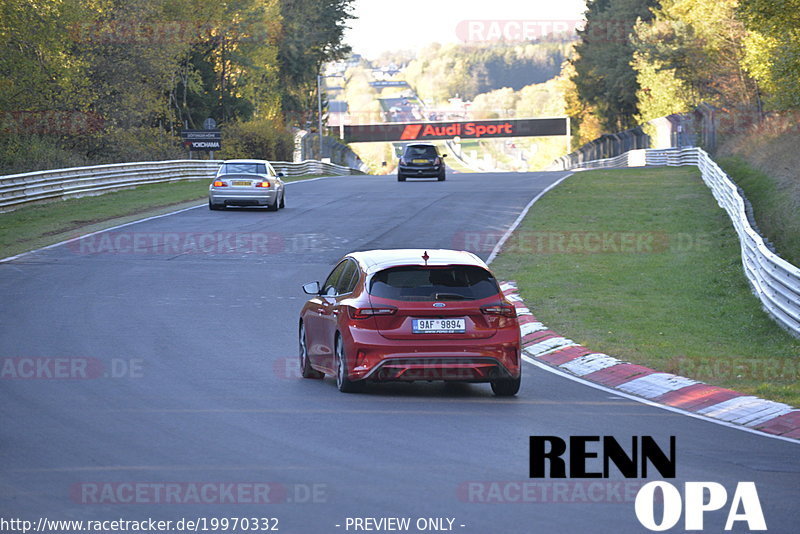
<box><xmin>208</xmin><ymin>159</ymin><xmax>286</xmax><ymax>211</ymax></box>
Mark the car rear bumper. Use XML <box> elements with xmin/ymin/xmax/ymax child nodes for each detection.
<box><xmin>209</xmin><ymin>189</ymin><xmax>277</xmax><ymax>206</ymax></box>
<box><xmin>398</xmin><ymin>165</ymin><xmax>443</xmax><ymax>177</ymax></box>
<box><xmin>364</xmin><ymin>357</ymin><xmax>516</xmax><ymax>382</ymax></box>
<box><xmin>343</xmin><ymin>329</ymin><xmax>521</xmax><ymax>382</ymax></box>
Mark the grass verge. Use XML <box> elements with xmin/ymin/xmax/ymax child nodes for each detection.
<box><xmin>716</xmin><ymin>155</ymin><xmax>800</xmax><ymax>266</ymax></box>
<box><xmin>491</xmin><ymin>166</ymin><xmax>800</xmax><ymax>406</ymax></box>
<box><xmin>0</xmin><ymin>174</ymin><xmax>331</xmax><ymax>259</ymax></box>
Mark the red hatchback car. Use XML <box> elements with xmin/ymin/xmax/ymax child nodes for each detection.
<box><xmin>298</xmin><ymin>249</ymin><xmax>522</xmax><ymax>395</ymax></box>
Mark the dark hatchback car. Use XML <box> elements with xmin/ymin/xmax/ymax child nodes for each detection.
<box><xmin>397</xmin><ymin>143</ymin><xmax>447</xmax><ymax>182</ymax></box>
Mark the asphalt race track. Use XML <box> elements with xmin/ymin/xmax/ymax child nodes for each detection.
<box><xmin>1</xmin><ymin>171</ymin><xmax>798</xmax><ymax>533</ymax></box>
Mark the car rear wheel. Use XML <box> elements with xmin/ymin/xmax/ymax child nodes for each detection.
<box><xmin>335</xmin><ymin>336</ymin><xmax>364</xmax><ymax>393</ymax></box>
<box><xmin>267</xmin><ymin>198</ymin><xmax>280</xmax><ymax>211</ymax></box>
<box><xmin>491</xmin><ymin>375</ymin><xmax>520</xmax><ymax>397</ymax></box>
<box><xmin>299</xmin><ymin>323</ymin><xmax>324</xmax><ymax>379</ymax></box>
<box><xmin>397</xmin><ymin>174</ymin><xmax>406</xmax><ymax>182</ymax></box>
<box><xmin>279</xmin><ymin>192</ymin><xmax>285</xmax><ymax>209</ymax></box>
<box><xmin>209</xmin><ymin>200</ymin><xmax>223</xmax><ymax>210</ymax></box>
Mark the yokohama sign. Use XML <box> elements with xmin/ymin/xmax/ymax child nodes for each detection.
<box><xmin>343</xmin><ymin>118</ymin><xmax>568</xmax><ymax>143</ymax></box>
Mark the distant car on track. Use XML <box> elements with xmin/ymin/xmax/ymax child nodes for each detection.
<box><xmin>208</xmin><ymin>159</ymin><xmax>285</xmax><ymax>211</ymax></box>
<box><xmin>298</xmin><ymin>249</ymin><xmax>522</xmax><ymax>395</ymax></box>
<box><xmin>397</xmin><ymin>143</ymin><xmax>447</xmax><ymax>182</ymax></box>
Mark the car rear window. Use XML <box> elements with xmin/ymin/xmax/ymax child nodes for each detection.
<box><xmin>369</xmin><ymin>265</ymin><xmax>499</xmax><ymax>301</ymax></box>
<box><xmin>404</xmin><ymin>146</ymin><xmax>437</xmax><ymax>158</ymax></box>
<box><xmin>220</xmin><ymin>163</ymin><xmax>267</xmax><ymax>175</ymax></box>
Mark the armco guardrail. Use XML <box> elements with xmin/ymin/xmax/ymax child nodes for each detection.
<box><xmin>271</xmin><ymin>159</ymin><xmax>365</xmax><ymax>177</ymax></box>
<box><xmin>0</xmin><ymin>159</ymin><xmax>364</xmax><ymax>210</ymax></box>
<box><xmin>556</xmin><ymin>146</ymin><xmax>800</xmax><ymax>337</ymax></box>
<box><xmin>548</xmin><ymin>125</ymin><xmax>650</xmax><ymax>170</ymax></box>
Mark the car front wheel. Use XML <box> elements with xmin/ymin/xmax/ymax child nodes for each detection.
<box><xmin>397</xmin><ymin>174</ymin><xmax>406</xmax><ymax>182</ymax></box>
<box><xmin>299</xmin><ymin>323</ymin><xmax>324</xmax><ymax>379</ymax></box>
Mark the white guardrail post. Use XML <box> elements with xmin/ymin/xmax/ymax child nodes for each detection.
<box><xmin>559</xmin><ymin>146</ymin><xmax>800</xmax><ymax>338</ymax></box>
<box><xmin>0</xmin><ymin>159</ymin><xmax>364</xmax><ymax>211</ymax></box>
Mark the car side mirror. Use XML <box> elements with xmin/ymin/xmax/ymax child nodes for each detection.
<box><xmin>277</xmin><ymin>172</ymin><xmax>285</xmax><ymax>178</ymax></box>
<box><xmin>302</xmin><ymin>281</ymin><xmax>321</xmax><ymax>295</ymax></box>
<box><xmin>441</xmin><ymin>154</ymin><xmax>447</xmax><ymax>158</ymax></box>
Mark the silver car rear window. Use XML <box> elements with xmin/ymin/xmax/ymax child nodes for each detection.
<box><xmin>404</xmin><ymin>146</ymin><xmax>437</xmax><ymax>158</ymax></box>
<box><xmin>369</xmin><ymin>266</ymin><xmax>499</xmax><ymax>301</ymax></box>
<box><xmin>220</xmin><ymin>163</ymin><xmax>267</xmax><ymax>175</ymax></box>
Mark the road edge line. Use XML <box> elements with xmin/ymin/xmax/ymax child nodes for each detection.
<box><xmin>486</xmin><ymin>171</ymin><xmax>575</xmax><ymax>264</ymax></box>
<box><xmin>0</xmin><ymin>174</ymin><xmax>346</xmax><ymax>264</ymax></box>
<box><xmin>502</xmin><ymin>281</ymin><xmax>800</xmax><ymax>444</ymax></box>
<box><xmin>523</xmin><ymin>354</ymin><xmax>800</xmax><ymax>445</ymax></box>
<box><xmin>484</xmin><ymin>171</ymin><xmax>800</xmax><ymax>444</ymax></box>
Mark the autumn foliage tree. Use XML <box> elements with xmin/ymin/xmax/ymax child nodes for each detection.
<box><xmin>0</xmin><ymin>0</ymin><xmax>354</xmax><ymax>172</ymax></box>
<box><xmin>565</xmin><ymin>0</ymin><xmax>797</xmax><ymax>144</ymax></box>
<box><xmin>738</xmin><ymin>0</ymin><xmax>800</xmax><ymax>110</ymax></box>
<box><xmin>569</xmin><ymin>0</ymin><xmax>658</xmax><ymax>134</ymax></box>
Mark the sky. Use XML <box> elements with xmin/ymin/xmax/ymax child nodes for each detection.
<box><xmin>344</xmin><ymin>0</ymin><xmax>588</xmax><ymax>59</ymax></box>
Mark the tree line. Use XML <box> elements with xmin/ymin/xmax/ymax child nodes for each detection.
<box><xmin>0</xmin><ymin>0</ymin><xmax>354</xmax><ymax>173</ymax></box>
<box><xmin>403</xmin><ymin>37</ymin><xmax>572</xmax><ymax>104</ymax></box>
<box><xmin>565</xmin><ymin>0</ymin><xmax>799</xmax><ymax>145</ymax></box>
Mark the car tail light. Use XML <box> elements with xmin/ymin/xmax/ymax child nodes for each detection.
<box><xmin>350</xmin><ymin>306</ymin><xmax>397</xmax><ymax>319</ymax></box>
<box><xmin>255</xmin><ymin>181</ymin><xmax>271</xmax><ymax>188</ymax></box>
<box><xmin>481</xmin><ymin>303</ymin><xmax>516</xmax><ymax>318</ymax></box>
<box><xmin>213</xmin><ymin>180</ymin><xmax>227</xmax><ymax>187</ymax></box>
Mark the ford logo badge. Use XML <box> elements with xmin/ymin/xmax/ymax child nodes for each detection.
<box><xmin>433</xmin><ymin>302</ymin><xmax>446</xmax><ymax>308</ymax></box>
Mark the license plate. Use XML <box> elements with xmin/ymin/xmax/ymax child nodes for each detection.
<box><xmin>412</xmin><ymin>318</ymin><xmax>466</xmax><ymax>334</ymax></box>
<box><xmin>412</xmin><ymin>159</ymin><xmax>429</xmax><ymax>164</ymax></box>
<box><xmin>233</xmin><ymin>180</ymin><xmax>252</xmax><ymax>186</ymax></box>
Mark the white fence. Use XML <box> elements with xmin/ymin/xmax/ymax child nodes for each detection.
<box><xmin>0</xmin><ymin>159</ymin><xmax>364</xmax><ymax>210</ymax></box>
<box><xmin>558</xmin><ymin>146</ymin><xmax>800</xmax><ymax>337</ymax></box>
<box><xmin>271</xmin><ymin>159</ymin><xmax>364</xmax><ymax>177</ymax></box>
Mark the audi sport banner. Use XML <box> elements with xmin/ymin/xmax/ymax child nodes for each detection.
<box><xmin>343</xmin><ymin>118</ymin><xmax>567</xmax><ymax>143</ymax></box>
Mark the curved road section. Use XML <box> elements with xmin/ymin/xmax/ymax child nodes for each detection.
<box><xmin>0</xmin><ymin>172</ymin><xmax>797</xmax><ymax>533</ymax></box>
